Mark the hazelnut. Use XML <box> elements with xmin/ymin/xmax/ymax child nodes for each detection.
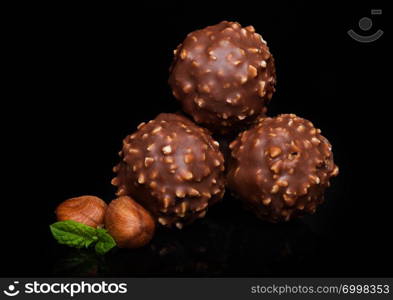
<box><xmin>55</xmin><ymin>195</ymin><xmax>107</xmax><ymax>228</ymax></box>
<box><xmin>104</xmin><ymin>196</ymin><xmax>155</xmax><ymax>249</ymax></box>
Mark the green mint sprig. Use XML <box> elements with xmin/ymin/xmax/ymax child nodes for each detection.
<box><xmin>50</xmin><ymin>220</ymin><xmax>116</xmax><ymax>255</ymax></box>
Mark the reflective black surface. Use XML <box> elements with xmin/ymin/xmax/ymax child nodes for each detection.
<box><xmin>3</xmin><ymin>1</ymin><xmax>391</xmax><ymax>277</ymax></box>
<box><xmin>49</xmin><ymin>198</ymin><xmax>324</xmax><ymax>277</ymax></box>
<box><xmin>47</xmin><ymin>185</ymin><xmax>373</xmax><ymax>277</ymax></box>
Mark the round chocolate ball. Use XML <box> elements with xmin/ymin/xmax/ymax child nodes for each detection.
<box><xmin>227</xmin><ymin>114</ymin><xmax>339</xmax><ymax>222</ymax></box>
<box><xmin>112</xmin><ymin>113</ymin><xmax>225</xmax><ymax>229</ymax></box>
<box><xmin>169</xmin><ymin>21</ymin><xmax>276</xmax><ymax>134</ymax></box>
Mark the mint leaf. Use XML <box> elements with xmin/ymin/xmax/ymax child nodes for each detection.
<box><xmin>95</xmin><ymin>228</ymin><xmax>116</xmax><ymax>255</ymax></box>
<box><xmin>50</xmin><ymin>220</ymin><xmax>98</xmax><ymax>249</ymax></box>
<box><xmin>50</xmin><ymin>221</ymin><xmax>117</xmax><ymax>255</ymax></box>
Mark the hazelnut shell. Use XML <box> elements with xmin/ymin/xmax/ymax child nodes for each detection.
<box><xmin>55</xmin><ymin>195</ymin><xmax>107</xmax><ymax>228</ymax></box>
<box><xmin>104</xmin><ymin>196</ymin><xmax>155</xmax><ymax>248</ymax></box>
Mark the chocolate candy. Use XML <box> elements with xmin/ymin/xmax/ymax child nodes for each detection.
<box><xmin>112</xmin><ymin>113</ymin><xmax>225</xmax><ymax>228</ymax></box>
<box><xmin>227</xmin><ymin>114</ymin><xmax>339</xmax><ymax>222</ymax></box>
<box><xmin>169</xmin><ymin>21</ymin><xmax>276</xmax><ymax>134</ymax></box>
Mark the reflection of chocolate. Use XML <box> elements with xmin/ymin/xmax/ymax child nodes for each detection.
<box><xmin>105</xmin><ymin>215</ymin><xmax>234</xmax><ymax>275</ymax></box>
<box><xmin>103</xmin><ymin>205</ymin><xmax>320</xmax><ymax>276</ymax></box>
<box><xmin>169</xmin><ymin>21</ymin><xmax>276</xmax><ymax>134</ymax></box>
<box><xmin>229</xmin><ymin>215</ymin><xmax>320</xmax><ymax>274</ymax></box>
<box><xmin>112</xmin><ymin>113</ymin><xmax>225</xmax><ymax>228</ymax></box>
<box><xmin>227</xmin><ymin>114</ymin><xmax>339</xmax><ymax>222</ymax></box>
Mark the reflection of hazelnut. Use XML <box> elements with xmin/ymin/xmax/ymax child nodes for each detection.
<box><xmin>105</xmin><ymin>196</ymin><xmax>155</xmax><ymax>249</ymax></box>
<box><xmin>56</xmin><ymin>195</ymin><xmax>107</xmax><ymax>228</ymax></box>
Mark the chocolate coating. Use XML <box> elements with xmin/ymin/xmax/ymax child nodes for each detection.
<box><xmin>227</xmin><ymin>114</ymin><xmax>339</xmax><ymax>222</ymax></box>
<box><xmin>169</xmin><ymin>21</ymin><xmax>276</xmax><ymax>134</ymax></box>
<box><xmin>112</xmin><ymin>113</ymin><xmax>225</xmax><ymax>228</ymax></box>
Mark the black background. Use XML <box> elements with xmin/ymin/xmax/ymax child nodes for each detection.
<box><xmin>3</xmin><ymin>1</ymin><xmax>391</xmax><ymax>277</ymax></box>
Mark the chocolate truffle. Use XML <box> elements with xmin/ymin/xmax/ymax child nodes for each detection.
<box><xmin>169</xmin><ymin>21</ymin><xmax>276</xmax><ymax>134</ymax></box>
<box><xmin>112</xmin><ymin>113</ymin><xmax>225</xmax><ymax>229</ymax></box>
<box><xmin>227</xmin><ymin>114</ymin><xmax>339</xmax><ymax>222</ymax></box>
